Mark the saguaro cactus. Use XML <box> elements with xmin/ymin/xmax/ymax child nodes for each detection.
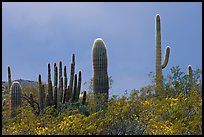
<box><xmin>38</xmin><ymin>74</ymin><xmax>45</xmax><ymax>110</ymax></box>
<box><xmin>7</xmin><ymin>65</ymin><xmax>12</xmax><ymax>92</ymax></box>
<box><xmin>10</xmin><ymin>81</ymin><xmax>22</xmax><ymax>118</ymax></box>
<box><xmin>155</xmin><ymin>14</ymin><xmax>170</xmax><ymax>94</ymax></box>
<box><xmin>92</xmin><ymin>38</ymin><xmax>109</xmax><ymax>112</ymax></box>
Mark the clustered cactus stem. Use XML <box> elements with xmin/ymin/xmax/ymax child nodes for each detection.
<box><xmin>38</xmin><ymin>74</ymin><xmax>45</xmax><ymax>110</ymax></box>
<box><xmin>68</xmin><ymin>54</ymin><xmax>75</xmax><ymax>102</ymax></box>
<box><xmin>10</xmin><ymin>81</ymin><xmax>22</xmax><ymax>118</ymax></box>
<box><xmin>59</xmin><ymin>76</ymin><xmax>63</xmax><ymax>103</ymax></box>
<box><xmin>76</xmin><ymin>71</ymin><xmax>82</xmax><ymax>102</ymax></box>
<box><xmin>72</xmin><ymin>74</ymin><xmax>78</xmax><ymax>102</ymax></box>
<box><xmin>8</xmin><ymin>65</ymin><xmax>12</xmax><ymax>92</ymax></box>
<box><xmin>155</xmin><ymin>14</ymin><xmax>170</xmax><ymax>94</ymax></box>
<box><xmin>92</xmin><ymin>38</ymin><xmax>109</xmax><ymax>112</ymax></box>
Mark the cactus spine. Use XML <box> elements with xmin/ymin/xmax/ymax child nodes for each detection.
<box><xmin>92</xmin><ymin>38</ymin><xmax>109</xmax><ymax>112</ymax></box>
<box><xmin>10</xmin><ymin>81</ymin><xmax>22</xmax><ymax>118</ymax></box>
<box><xmin>38</xmin><ymin>74</ymin><xmax>45</xmax><ymax>110</ymax></box>
<box><xmin>155</xmin><ymin>14</ymin><xmax>170</xmax><ymax>94</ymax></box>
<box><xmin>76</xmin><ymin>71</ymin><xmax>82</xmax><ymax>102</ymax></box>
<box><xmin>8</xmin><ymin>65</ymin><xmax>12</xmax><ymax>92</ymax></box>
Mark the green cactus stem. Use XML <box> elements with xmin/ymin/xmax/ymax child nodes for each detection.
<box><xmin>48</xmin><ymin>63</ymin><xmax>51</xmax><ymax>82</ymax></box>
<box><xmin>65</xmin><ymin>85</ymin><xmax>71</xmax><ymax>102</ymax></box>
<box><xmin>8</xmin><ymin>65</ymin><xmax>12</xmax><ymax>92</ymax></box>
<box><xmin>71</xmin><ymin>74</ymin><xmax>78</xmax><ymax>102</ymax></box>
<box><xmin>10</xmin><ymin>81</ymin><xmax>22</xmax><ymax>118</ymax></box>
<box><xmin>81</xmin><ymin>91</ymin><xmax>87</xmax><ymax>105</ymax></box>
<box><xmin>59</xmin><ymin>61</ymin><xmax>62</xmax><ymax>82</ymax></box>
<box><xmin>54</xmin><ymin>62</ymin><xmax>58</xmax><ymax>87</ymax></box>
<box><xmin>59</xmin><ymin>76</ymin><xmax>63</xmax><ymax>103</ymax></box>
<box><xmin>53</xmin><ymin>86</ymin><xmax>57</xmax><ymax>108</ymax></box>
<box><xmin>63</xmin><ymin>65</ymin><xmax>67</xmax><ymax>103</ymax></box>
<box><xmin>46</xmin><ymin>79</ymin><xmax>53</xmax><ymax>106</ymax></box>
<box><xmin>76</xmin><ymin>71</ymin><xmax>82</xmax><ymax>102</ymax></box>
<box><xmin>38</xmin><ymin>74</ymin><xmax>45</xmax><ymax>110</ymax></box>
<box><xmin>68</xmin><ymin>54</ymin><xmax>75</xmax><ymax>102</ymax></box>
<box><xmin>155</xmin><ymin>14</ymin><xmax>170</xmax><ymax>94</ymax></box>
<box><xmin>188</xmin><ymin>65</ymin><xmax>193</xmax><ymax>91</ymax></box>
<box><xmin>92</xmin><ymin>38</ymin><xmax>109</xmax><ymax>112</ymax></box>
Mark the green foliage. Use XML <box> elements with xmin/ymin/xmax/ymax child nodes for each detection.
<box><xmin>2</xmin><ymin>66</ymin><xmax>202</xmax><ymax>135</ymax></box>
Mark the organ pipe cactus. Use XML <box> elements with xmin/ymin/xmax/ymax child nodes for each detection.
<box><xmin>68</xmin><ymin>54</ymin><xmax>75</xmax><ymax>102</ymax></box>
<box><xmin>92</xmin><ymin>38</ymin><xmax>109</xmax><ymax>112</ymax></box>
<box><xmin>82</xmin><ymin>91</ymin><xmax>87</xmax><ymax>105</ymax></box>
<box><xmin>53</xmin><ymin>86</ymin><xmax>57</xmax><ymax>108</ymax></box>
<box><xmin>38</xmin><ymin>74</ymin><xmax>45</xmax><ymax>110</ymax></box>
<box><xmin>54</xmin><ymin>63</ymin><xmax>58</xmax><ymax>106</ymax></box>
<box><xmin>46</xmin><ymin>79</ymin><xmax>53</xmax><ymax>106</ymax></box>
<box><xmin>155</xmin><ymin>14</ymin><xmax>170</xmax><ymax>94</ymax></box>
<box><xmin>63</xmin><ymin>66</ymin><xmax>67</xmax><ymax>103</ymax></box>
<box><xmin>59</xmin><ymin>76</ymin><xmax>63</xmax><ymax>103</ymax></box>
<box><xmin>7</xmin><ymin>65</ymin><xmax>12</xmax><ymax>92</ymax></box>
<box><xmin>72</xmin><ymin>74</ymin><xmax>78</xmax><ymax>102</ymax></box>
<box><xmin>76</xmin><ymin>71</ymin><xmax>82</xmax><ymax>102</ymax></box>
<box><xmin>10</xmin><ymin>81</ymin><xmax>22</xmax><ymax>118</ymax></box>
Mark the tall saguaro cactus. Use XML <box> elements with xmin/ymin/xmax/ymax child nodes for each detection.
<box><xmin>7</xmin><ymin>65</ymin><xmax>12</xmax><ymax>92</ymax></box>
<box><xmin>10</xmin><ymin>81</ymin><xmax>22</xmax><ymax>118</ymax></box>
<box><xmin>155</xmin><ymin>14</ymin><xmax>170</xmax><ymax>94</ymax></box>
<box><xmin>92</xmin><ymin>38</ymin><xmax>109</xmax><ymax>112</ymax></box>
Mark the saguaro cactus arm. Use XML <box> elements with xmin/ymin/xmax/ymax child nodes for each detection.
<box><xmin>161</xmin><ymin>46</ymin><xmax>170</xmax><ymax>69</ymax></box>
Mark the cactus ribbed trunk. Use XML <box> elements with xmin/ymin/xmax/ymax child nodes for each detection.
<box><xmin>155</xmin><ymin>14</ymin><xmax>170</xmax><ymax>94</ymax></box>
<box><xmin>7</xmin><ymin>66</ymin><xmax>12</xmax><ymax>92</ymax></box>
<box><xmin>10</xmin><ymin>81</ymin><xmax>22</xmax><ymax>118</ymax></box>
<box><xmin>65</xmin><ymin>86</ymin><xmax>71</xmax><ymax>102</ymax></box>
<box><xmin>92</xmin><ymin>38</ymin><xmax>109</xmax><ymax>112</ymax></box>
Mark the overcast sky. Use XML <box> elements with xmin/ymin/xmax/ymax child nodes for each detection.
<box><xmin>2</xmin><ymin>2</ymin><xmax>202</xmax><ymax>97</ymax></box>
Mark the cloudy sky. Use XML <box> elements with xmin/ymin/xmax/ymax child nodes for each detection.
<box><xmin>2</xmin><ymin>2</ymin><xmax>202</xmax><ymax>97</ymax></box>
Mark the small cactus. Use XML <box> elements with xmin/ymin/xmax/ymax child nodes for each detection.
<box><xmin>7</xmin><ymin>65</ymin><xmax>12</xmax><ymax>92</ymax></box>
<box><xmin>92</xmin><ymin>38</ymin><xmax>109</xmax><ymax>112</ymax></box>
<box><xmin>155</xmin><ymin>14</ymin><xmax>170</xmax><ymax>94</ymax></box>
<box><xmin>10</xmin><ymin>81</ymin><xmax>22</xmax><ymax>118</ymax></box>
